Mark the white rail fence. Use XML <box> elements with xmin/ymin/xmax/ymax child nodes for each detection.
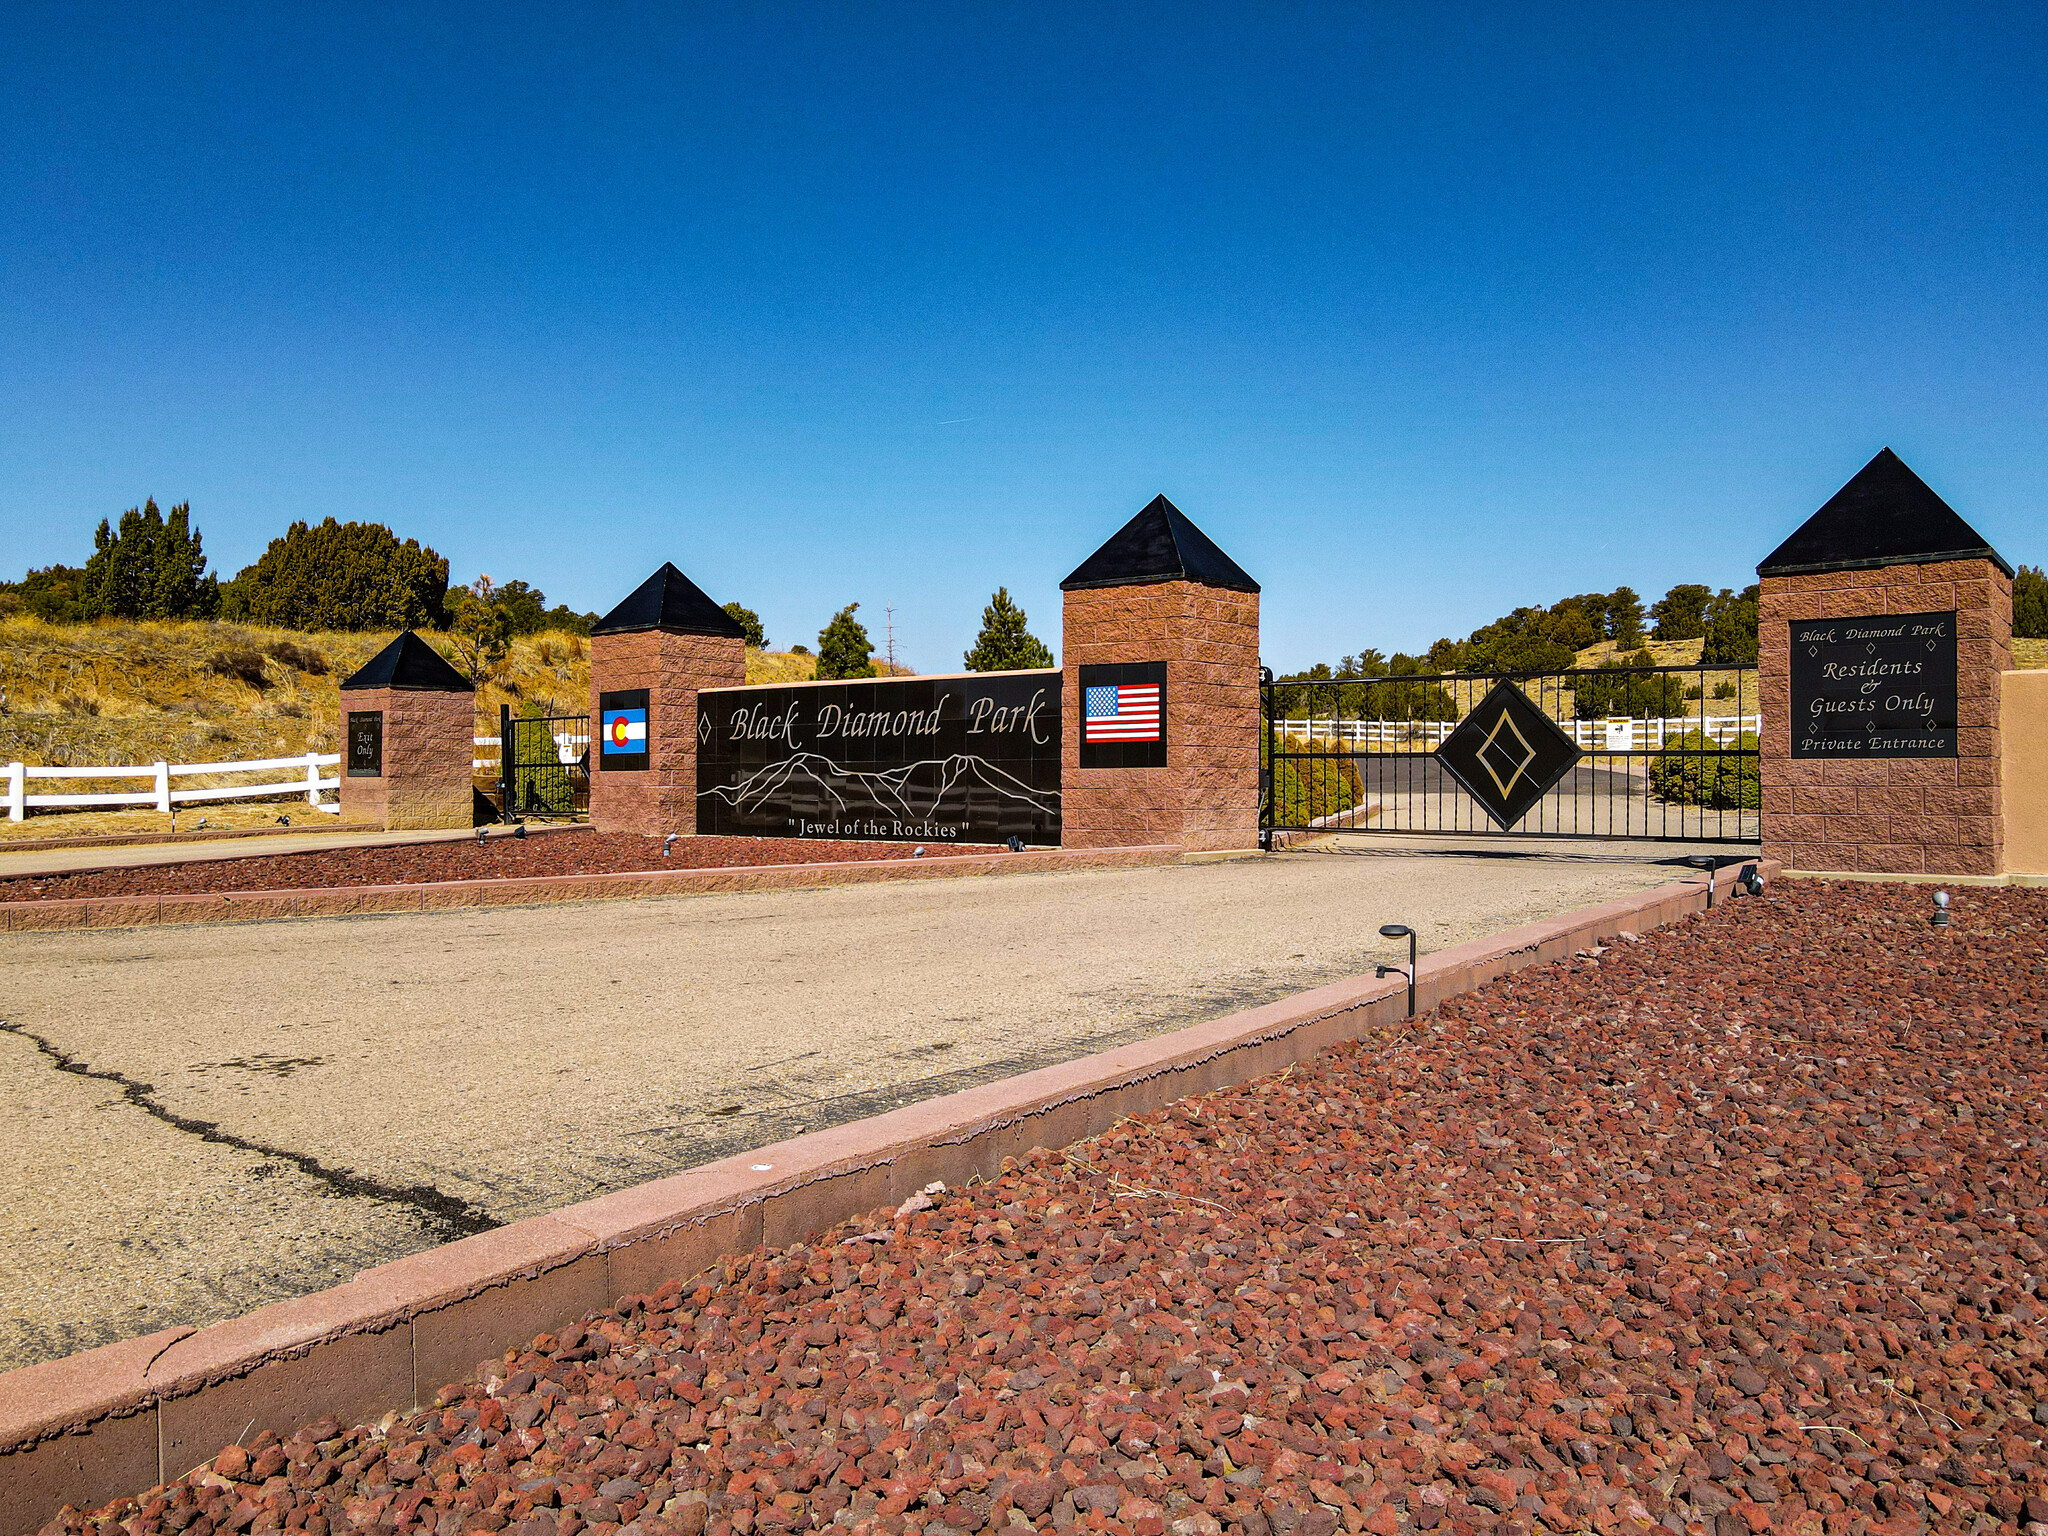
<box><xmin>3</xmin><ymin>752</ymin><xmax>340</xmax><ymax>823</ymax></box>
<box><xmin>470</xmin><ymin>732</ymin><xmax>589</xmax><ymax>774</ymax></box>
<box><xmin>1274</xmin><ymin>715</ymin><xmax>1762</xmax><ymax>751</ymax></box>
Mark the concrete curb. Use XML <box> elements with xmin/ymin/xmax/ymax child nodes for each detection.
<box><xmin>0</xmin><ymin>859</ymin><xmax>1778</xmax><ymax>1528</ymax></box>
<box><xmin>0</xmin><ymin>844</ymin><xmax>1184</xmax><ymax>932</ymax></box>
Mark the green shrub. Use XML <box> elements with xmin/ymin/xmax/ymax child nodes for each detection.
<box><xmin>1650</xmin><ymin>730</ymin><xmax>1759</xmax><ymax>808</ymax></box>
<box><xmin>1263</xmin><ymin>734</ymin><xmax>1364</xmax><ymax>827</ymax></box>
<box><xmin>262</xmin><ymin>638</ymin><xmax>328</xmax><ymax>675</ymax></box>
<box><xmin>206</xmin><ymin>647</ymin><xmax>271</xmax><ymax>691</ymax></box>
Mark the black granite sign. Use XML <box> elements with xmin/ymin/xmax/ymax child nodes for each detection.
<box><xmin>1789</xmin><ymin>610</ymin><xmax>1957</xmax><ymax>757</ymax></box>
<box><xmin>697</xmin><ymin>673</ymin><xmax>1062</xmax><ymax>845</ymax></box>
<box><xmin>346</xmin><ymin>711</ymin><xmax>383</xmax><ymax>778</ymax></box>
<box><xmin>1433</xmin><ymin>679</ymin><xmax>1583</xmax><ymax>829</ymax></box>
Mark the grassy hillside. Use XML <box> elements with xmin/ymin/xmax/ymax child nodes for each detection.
<box><xmin>0</xmin><ymin>616</ymin><xmax>906</xmax><ymax>765</ymax></box>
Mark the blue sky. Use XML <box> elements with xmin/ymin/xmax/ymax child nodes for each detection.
<box><xmin>3</xmin><ymin>4</ymin><xmax>2042</xmax><ymax>672</ymax></box>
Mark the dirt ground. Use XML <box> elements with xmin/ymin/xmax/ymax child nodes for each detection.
<box><xmin>0</xmin><ymin>837</ymin><xmax>1718</xmax><ymax>1371</ymax></box>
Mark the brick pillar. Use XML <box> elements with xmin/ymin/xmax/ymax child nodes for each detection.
<box><xmin>1058</xmin><ymin>496</ymin><xmax>1262</xmax><ymax>853</ymax></box>
<box><xmin>1757</xmin><ymin>450</ymin><xmax>2014</xmax><ymax>876</ymax></box>
<box><xmin>586</xmin><ymin>562</ymin><xmax>748</xmax><ymax>837</ymax></box>
<box><xmin>336</xmin><ymin>632</ymin><xmax>476</xmax><ymax>830</ymax></box>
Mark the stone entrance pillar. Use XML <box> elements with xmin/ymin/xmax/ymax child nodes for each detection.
<box><xmin>1758</xmin><ymin>449</ymin><xmax>2014</xmax><ymax>876</ymax></box>
<box><xmin>1059</xmin><ymin>495</ymin><xmax>1261</xmax><ymax>852</ymax></box>
<box><xmin>587</xmin><ymin>562</ymin><xmax>748</xmax><ymax>836</ymax></box>
<box><xmin>336</xmin><ymin>631</ymin><xmax>476</xmax><ymax>830</ymax></box>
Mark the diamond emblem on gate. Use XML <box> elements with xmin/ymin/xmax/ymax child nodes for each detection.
<box><xmin>1477</xmin><ymin>710</ymin><xmax>1539</xmax><ymax>799</ymax></box>
<box><xmin>698</xmin><ymin>712</ymin><xmax>711</xmax><ymax>746</ymax></box>
<box><xmin>1433</xmin><ymin>679</ymin><xmax>1584</xmax><ymax>830</ymax></box>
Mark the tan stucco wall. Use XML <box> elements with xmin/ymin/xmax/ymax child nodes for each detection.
<box><xmin>2002</xmin><ymin>669</ymin><xmax>2048</xmax><ymax>875</ymax></box>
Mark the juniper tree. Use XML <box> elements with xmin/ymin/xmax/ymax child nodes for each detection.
<box><xmin>79</xmin><ymin>498</ymin><xmax>217</xmax><ymax>620</ymax></box>
<box><xmin>2015</xmin><ymin>566</ymin><xmax>2048</xmax><ymax>640</ymax></box>
<box><xmin>219</xmin><ymin>518</ymin><xmax>449</xmax><ymax>630</ymax></box>
<box><xmin>722</xmin><ymin>601</ymin><xmax>768</xmax><ymax>649</ymax></box>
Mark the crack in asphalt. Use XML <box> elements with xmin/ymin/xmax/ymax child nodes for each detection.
<box><xmin>0</xmin><ymin>1019</ymin><xmax>500</xmax><ymax>1241</ymax></box>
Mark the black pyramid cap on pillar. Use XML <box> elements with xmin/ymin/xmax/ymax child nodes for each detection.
<box><xmin>1059</xmin><ymin>495</ymin><xmax>1260</xmax><ymax>593</ymax></box>
<box><xmin>591</xmin><ymin>562</ymin><xmax>749</xmax><ymax>638</ymax></box>
<box><xmin>338</xmin><ymin>630</ymin><xmax>473</xmax><ymax>692</ymax></box>
<box><xmin>1758</xmin><ymin>448</ymin><xmax>2013</xmax><ymax>578</ymax></box>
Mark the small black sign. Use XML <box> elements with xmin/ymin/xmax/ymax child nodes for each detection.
<box><xmin>346</xmin><ymin>711</ymin><xmax>383</xmax><ymax>778</ymax></box>
<box><xmin>596</xmin><ymin>689</ymin><xmax>651</xmax><ymax>772</ymax></box>
<box><xmin>1078</xmin><ymin>661</ymin><xmax>1167</xmax><ymax>769</ymax></box>
<box><xmin>1433</xmin><ymin>679</ymin><xmax>1584</xmax><ymax>829</ymax></box>
<box><xmin>1789</xmin><ymin>610</ymin><xmax>1957</xmax><ymax>757</ymax></box>
<box><xmin>697</xmin><ymin>673</ymin><xmax>1062</xmax><ymax>845</ymax></box>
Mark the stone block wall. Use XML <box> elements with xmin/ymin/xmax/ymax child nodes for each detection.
<box><xmin>587</xmin><ymin>631</ymin><xmax>747</xmax><ymax>836</ymax></box>
<box><xmin>2002</xmin><ymin>670</ymin><xmax>2048</xmax><ymax>877</ymax></box>
<box><xmin>1758</xmin><ymin>557</ymin><xmax>2012</xmax><ymax>875</ymax></box>
<box><xmin>1061</xmin><ymin>581</ymin><xmax>1260</xmax><ymax>852</ymax></box>
<box><xmin>335</xmin><ymin>686</ymin><xmax>475</xmax><ymax>831</ymax></box>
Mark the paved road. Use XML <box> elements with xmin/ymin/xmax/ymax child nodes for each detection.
<box><xmin>0</xmin><ymin>839</ymin><xmax>1725</xmax><ymax>1370</ymax></box>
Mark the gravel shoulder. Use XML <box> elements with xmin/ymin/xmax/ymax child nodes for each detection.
<box><xmin>50</xmin><ymin>878</ymin><xmax>2048</xmax><ymax>1536</ymax></box>
<box><xmin>0</xmin><ymin>843</ymin><xmax>1692</xmax><ymax>1371</ymax></box>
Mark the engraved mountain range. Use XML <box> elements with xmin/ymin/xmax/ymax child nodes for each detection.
<box><xmin>699</xmin><ymin>752</ymin><xmax>1061</xmax><ymax>823</ymax></box>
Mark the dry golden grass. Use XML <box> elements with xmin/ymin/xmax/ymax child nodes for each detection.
<box><xmin>0</xmin><ymin>617</ymin><xmax>601</xmax><ymax>765</ymax></box>
<box><xmin>2014</xmin><ymin>638</ymin><xmax>2048</xmax><ymax>670</ymax></box>
<box><xmin>0</xmin><ymin>623</ymin><xmax>917</xmax><ymax>837</ymax></box>
<box><xmin>1571</xmin><ymin>636</ymin><xmax>1707</xmax><ymax>668</ymax></box>
<box><xmin>740</xmin><ymin>650</ymin><xmax>913</xmax><ymax>685</ymax></box>
<box><xmin>1569</xmin><ymin>636</ymin><xmax>1759</xmax><ymax>719</ymax></box>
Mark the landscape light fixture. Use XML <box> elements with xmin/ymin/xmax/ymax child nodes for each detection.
<box><xmin>513</xmin><ymin>821</ymin><xmax>527</xmax><ymax>840</ymax></box>
<box><xmin>1738</xmin><ymin>864</ymin><xmax>1764</xmax><ymax>898</ymax></box>
<box><xmin>475</xmin><ymin>826</ymin><xmax>488</xmax><ymax>846</ymax></box>
<box><xmin>1007</xmin><ymin>836</ymin><xmax>1025</xmax><ymax>853</ymax></box>
<box><xmin>1931</xmin><ymin>890</ymin><xmax>1951</xmax><ymax>930</ymax></box>
<box><xmin>1377</xmin><ymin>922</ymin><xmax>1417</xmax><ymax>1019</ymax></box>
<box><xmin>662</xmin><ymin>833</ymin><xmax>679</xmax><ymax>858</ymax></box>
<box><xmin>1686</xmin><ymin>855</ymin><xmax>1718</xmax><ymax>908</ymax></box>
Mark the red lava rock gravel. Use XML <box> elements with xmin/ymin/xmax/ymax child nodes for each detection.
<box><xmin>44</xmin><ymin>880</ymin><xmax>2048</xmax><ymax>1536</ymax></box>
<box><xmin>0</xmin><ymin>833</ymin><xmax>998</xmax><ymax>903</ymax></box>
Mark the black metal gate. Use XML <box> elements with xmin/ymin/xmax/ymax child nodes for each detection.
<box><xmin>498</xmin><ymin>707</ymin><xmax>590</xmax><ymax>821</ymax></box>
<box><xmin>1261</xmin><ymin>658</ymin><xmax>1760</xmax><ymax>844</ymax></box>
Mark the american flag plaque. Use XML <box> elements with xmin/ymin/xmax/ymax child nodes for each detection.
<box><xmin>1078</xmin><ymin>661</ymin><xmax>1167</xmax><ymax>769</ymax></box>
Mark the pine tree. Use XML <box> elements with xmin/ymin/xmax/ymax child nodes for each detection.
<box><xmin>2015</xmin><ymin>566</ymin><xmax>2048</xmax><ymax>640</ymax></box>
<box><xmin>1606</xmin><ymin>586</ymin><xmax>1645</xmax><ymax>647</ymax></box>
<box><xmin>1700</xmin><ymin>585</ymin><xmax>1761</xmax><ymax>666</ymax></box>
<box><xmin>1650</xmin><ymin>583</ymin><xmax>1713</xmax><ymax>641</ymax></box>
<box><xmin>816</xmin><ymin>603</ymin><xmax>876</xmax><ymax>680</ymax></box>
<box><xmin>963</xmin><ymin>587</ymin><xmax>1054</xmax><ymax>670</ymax></box>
